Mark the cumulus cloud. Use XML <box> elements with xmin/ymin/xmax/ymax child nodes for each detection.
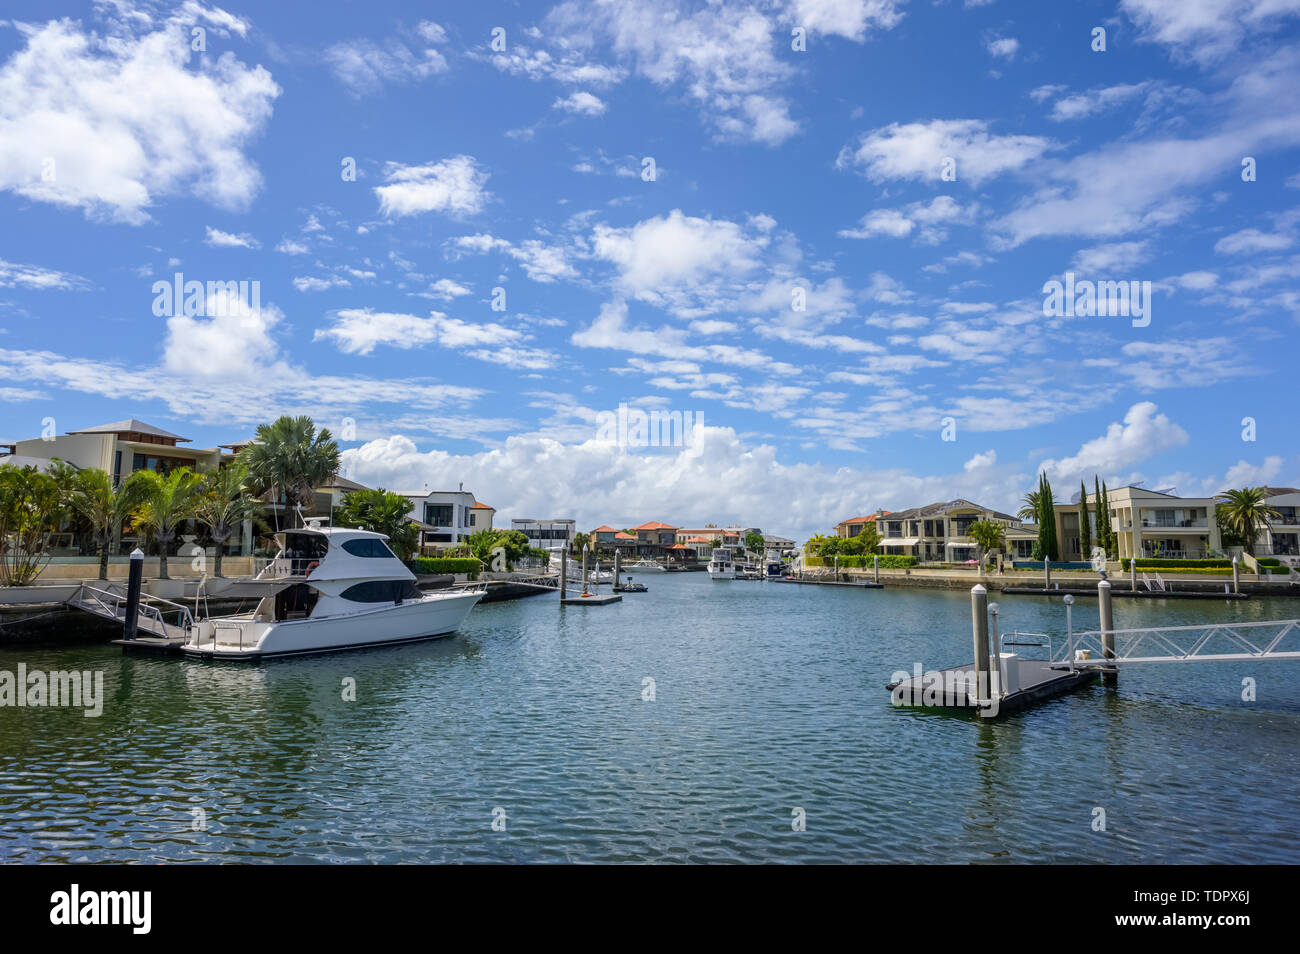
<box><xmin>0</xmin><ymin>259</ymin><xmax>90</xmax><ymax>290</ymax></box>
<box><xmin>836</xmin><ymin>119</ymin><xmax>1052</xmax><ymax>185</ymax></box>
<box><xmin>1039</xmin><ymin>402</ymin><xmax>1189</xmax><ymax>485</ymax></box>
<box><xmin>0</xmin><ymin>4</ymin><xmax>279</xmax><ymax>224</ymax></box>
<box><xmin>552</xmin><ymin>91</ymin><xmax>607</xmax><ymax>115</ymax></box>
<box><xmin>374</xmin><ymin>156</ymin><xmax>490</xmax><ymax>218</ymax></box>
<box><xmin>839</xmin><ymin>195</ymin><xmax>979</xmax><ymax>243</ymax></box>
<box><xmin>204</xmin><ymin>226</ymin><xmax>259</xmax><ymax>249</ymax></box>
<box><xmin>314</xmin><ymin>308</ymin><xmax>556</xmax><ymax>369</ymax></box>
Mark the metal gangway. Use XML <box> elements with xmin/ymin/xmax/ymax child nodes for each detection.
<box><xmin>65</xmin><ymin>583</ymin><xmax>195</xmax><ymax>641</ymax></box>
<box><xmin>1052</xmin><ymin>618</ymin><xmax>1300</xmax><ymax>667</ymax></box>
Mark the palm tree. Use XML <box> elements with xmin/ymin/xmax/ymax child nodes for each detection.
<box><xmin>1018</xmin><ymin>489</ymin><xmax>1045</xmax><ymax>522</ymax></box>
<box><xmin>804</xmin><ymin>533</ymin><xmax>831</xmax><ymax>555</ymax></box>
<box><xmin>239</xmin><ymin>416</ymin><xmax>340</xmax><ymax>530</ymax></box>
<box><xmin>125</xmin><ymin>468</ymin><xmax>206</xmax><ymax>579</ymax></box>
<box><xmin>967</xmin><ymin>519</ymin><xmax>1006</xmax><ymax>568</ymax></box>
<box><xmin>1216</xmin><ymin>487</ymin><xmax>1282</xmax><ymax>557</ymax></box>
<box><xmin>70</xmin><ymin>468</ymin><xmax>144</xmax><ymax>580</ymax></box>
<box><xmin>194</xmin><ymin>462</ymin><xmax>264</xmax><ymax>578</ymax></box>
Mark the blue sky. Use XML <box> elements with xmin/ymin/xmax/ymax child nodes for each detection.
<box><xmin>0</xmin><ymin>0</ymin><xmax>1297</xmax><ymax>539</ymax></box>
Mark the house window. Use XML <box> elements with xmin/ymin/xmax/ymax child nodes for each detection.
<box><xmin>469</xmin><ymin>513</ymin><xmax>476</xmax><ymax>527</ymax></box>
<box><xmin>425</xmin><ymin>504</ymin><xmax>453</xmax><ymax>526</ymax></box>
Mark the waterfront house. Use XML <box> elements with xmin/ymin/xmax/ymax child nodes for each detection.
<box><xmin>871</xmin><ymin>500</ymin><xmax>1023</xmax><ymax>562</ymax></box>
<box><xmin>1087</xmin><ymin>486</ymin><xmax>1222</xmax><ymax>561</ymax></box>
<box><xmin>511</xmin><ymin>518</ymin><xmax>576</xmax><ymax>551</ymax></box>
<box><xmin>834</xmin><ymin>512</ymin><xmax>888</xmax><ymax>539</ymax></box>
<box><xmin>674</xmin><ymin>527</ymin><xmax>740</xmax><ymax>551</ymax></box>
<box><xmin>631</xmin><ymin>521</ymin><xmax>679</xmax><ymax>558</ymax></box>
<box><xmin>400</xmin><ymin>485</ymin><xmax>494</xmax><ymax>552</ymax></box>
<box><xmin>6</xmin><ymin>418</ymin><xmax>229</xmax><ymax>484</ymax></box>
<box><xmin>1243</xmin><ymin>487</ymin><xmax>1300</xmax><ymax>565</ymax></box>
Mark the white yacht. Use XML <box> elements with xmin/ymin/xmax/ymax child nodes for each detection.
<box><xmin>547</xmin><ymin>547</ymin><xmax>612</xmax><ymax>582</ymax></box>
<box><xmin>182</xmin><ymin>525</ymin><xmax>483</xmax><ymax>660</ymax></box>
<box><xmin>622</xmin><ymin>559</ymin><xmax>667</xmax><ymax>573</ymax></box>
<box><xmin>707</xmin><ymin>547</ymin><xmax>737</xmax><ymax>580</ymax></box>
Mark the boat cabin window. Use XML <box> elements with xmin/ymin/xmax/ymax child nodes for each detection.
<box><xmin>275</xmin><ymin>583</ymin><xmax>320</xmax><ymax>621</ymax></box>
<box><xmin>341</xmin><ymin>538</ymin><xmax>399</xmax><ymax>559</ymax></box>
<box><xmin>280</xmin><ymin>532</ymin><xmax>329</xmax><ymax>575</ymax></box>
<box><xmin>340</xmin><ymin>580</ymin><xmax>423</xmax><ymax>604</ymax></box>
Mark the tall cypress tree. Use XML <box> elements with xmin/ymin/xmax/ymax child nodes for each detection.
<box><xmin>1037</xmin><ymin>472</ymin><xmax>1059</xmax><ymax>561</ymax></box>
<box><xmin>1100</xmin><ymin>480</ymin><xmax>1116</xmax><ymax>559</ymax></box>
<box><xmin>1078</xmin><ymin>479</ymin><xmax>1092</xmax><ymax>560</ymax></box>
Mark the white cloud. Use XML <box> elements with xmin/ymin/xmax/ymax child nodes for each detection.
<box><xmin>591</xmin><ymin>209</ymin><xmax>767</xmax><ymax>310</ymax></box>
<box><xmin>0</xmin><ymin>6</ymin><xmax>279</xmax><ymax>224</ymax></box>
<box><xmin>785</xmin><ymin>0</ymin><xmax>906</xmax><ymax>40</ymax></box>
<box><xmin>425</xmin><ymin>278</ymin><xmax>473</xmax><ymax>300</ymax></box>
<box><xmin>292</xmin><ymin>276</ymin><xmax>349</xmax><ymax>292</ymax></box>
<box><xmin>325</xmin><ymin>22</ymin><xmax>449</xmax><ymax>94</ymax></box>
<box><xmin>204</xmin><ymin>226</ymin><xmax>259</xmax><ymax>249</ymax></box>
<box><xmin>985</xmin><ymin>36</ymin><xmax>1019</xmax><ymax>60</ymax></box>
<box><xmin>552</xmin><ymin>91</ymin><xmax>607</xmax><ymax>115</ymax></box>
<box><xmin>315</xmin><ymin>308</ymin><xmax>555</xmax><ymax>369</ymax></box>
<box><xmin>275</xmin><ymin>239</ymin><xmax>309</xmax><ymax>255</ymax></box>
<box><xmin>837</xmin><ymin>119</ymin><xmax>1052</xmax><ymax>185</ymax></box>
<box><xmin>1214</xmin><ymin>228</ymin><xmax>1294</xmax><ymax>255</ymax></box>
<box><xmin>1048</xmin><ymin>83</ymin><xmax>1150</xmax><ymax>121</ymax></box>
<box><xmin>374</xmin><ymin>156</ymin><xmax>489</xmax><ymax>218</ymax></box>
<box><xmin>0</xmin><ymin>259</ymin><xmax>89</xmax><ymax>290</ymax></box>
<box><xmin>1039</xmin><ymin>402</ymin><xmax>1189</xmax><ymax>485</ymax></box>
<box><xmin>1121</xmin><ymin>0</ymin><xmax>1300</xmax><ymax>64</ymax></box>
<box><xmin>839</xmin><ymin>195</ymin><xmax>979</xmax><ymax>242</ymax></box>
<box><xmin>1072</xmin><ymin>241</ymin><xmax>1152</xmax><ymax>272</ymax></box>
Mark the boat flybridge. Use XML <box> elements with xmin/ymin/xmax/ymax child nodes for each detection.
<box><xmin>182</xmin><ymin>523</ymin><xmax>484</xmax><ymax>660</ymax></box>
<box><xmin>707</xmin><ymin>547</ymin><xmax>737</xmax><ymax>580</ymax></box>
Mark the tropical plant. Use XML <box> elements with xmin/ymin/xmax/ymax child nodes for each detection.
<box><xmin>0</xmin><ymin>465</ymin><xmax>66</xmax><ymax>585</ymax></box>
<box><xmin>744</xmin><ymin>530</ymin><xmax>766</xmax><ymax>557</ymax></box>
<box><xmin>70</xmin><ymin>467</ymin><xmax>144</xmax><ymax>581</ymax></box>
<box><xmin>463</xmin><ymin>527</ymin><xmax>535</xmax><ymax>570</ymax></box>
<box><xmin>1018</xmin><ymin>488</ymin><xmax>1045</xmax><ymax>522</ymax></box>
<box><xmin>334</xmin><ymin>489</ymin><xmax>419</xmax><ymax>561</ymax></box>
<box><xmin>804</xmin><ymin>533</ymin><xmax>831</xmax><ymax>555</ymax></box>
<box><xmin>194</xmin><ymin>462</ymin><xmax>265</xmax><ymax>577</ymax></box>
<box><xmin>967</xmin><ymin>518</ymin><xmax>1006</xmax><ymax>567</ymax></box>
<box><xmin>239</xmin><ymin>416</ymin><xmax>340</xmax><ymax>530</ymax></box>
<box><xmin>125</xmin><ymin>467</ymin><xmax>206</xmax><ymax>580</ymax></box>
<box><xmin>847</xmin><ymin>524</ymin><xmax>882</xmax><ymax>556</ymax></box>
<box><xmin>571</xmin><ymin>531</ymin><xmax>590</xmax><ymax>556</ymax></box>
<box><xmin>1216</xmin><ymin>487</ymin><xmax>1282</xmax><ymax>557</ymax></box>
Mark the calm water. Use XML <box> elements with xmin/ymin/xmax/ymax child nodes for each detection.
<box><xmin>1</xmin><ymin>573</ymin><xmax>1298</xmax><ymax>863</ymax></box>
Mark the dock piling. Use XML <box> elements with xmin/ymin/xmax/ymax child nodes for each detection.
<box><xmin>122</xmin><ymin>548</ymin><xmax>144</xmax><ymax>641</ymax></box>
<box><xmin>613</xmin><ymin>550</ymin><xmax>621</xmax><ymax>588</ymax></box>
<box><xmin>1098</xmin><ymin>579</ymin><xmax>1116</xmax><ymax>684</ymax></box>
<box><xmin>582</xmin><ymin>545</ymin><xmax>590</xmax><ymax>596</ymax></box>
<box><xmin>1044</xmin><ymin>557</ymin><xmax>1051</xmax><ymax>591</ymax></box>
<box><xmin>971</xmin><ymin>584</ymin><xmax>990</xmax><ymax>705</ymax></box>
<box><xmin>873</xmin><ymin>554</ymin><xmax>879</xmax><ymax>585</ymax></box>
<box><xmin>1232</xmin><ymin>555</ymin><xmax>1240</xmax><ymax>595</ymax></box>
<box><xmin>560</xmin><ymin>549</ymin><xmax>567</xmax><ymax>601</ymax></box>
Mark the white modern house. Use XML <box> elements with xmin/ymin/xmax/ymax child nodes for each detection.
<box><xmin>510</xmin><ymin>518</ymin><xmax>575</xmax><ymax>550</ymax></box>
<box><xmin>1257</xmin><ymin>488</ymin><xmax>1300</xmax><ymax>565</ymax></box>
<box><xmin>400</xmin><ymin>485</ymin><xmax>494</xmax><ymax>552</ymax></box>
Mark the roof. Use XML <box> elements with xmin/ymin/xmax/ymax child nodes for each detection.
<box><xmin>614</xmin><ymin>531</ymin><xmax>636</xmax><ymax>539</ymax></box>
<box><xmin>882</xmin><ymin>499</ymin><xmax>1015</xmax><ymax>521</ymax></box>
<box><xmin>835</xmin><ymin>512</ymin><xmax>887</xmax><ymax>527</ymax></box>
<box><xmin>319</xmin><ymin>475</ymin><xmax>371</xmax><ymax>492</ymax></box>
<box><xmin>471</xmin><ymin>501</ymin><xmax>494</xmax><ymax>510</ymax></box>
<box><xmin>591</xmin><ymin>525</ymin><xmax>617</xmax><ymax>533</ymax></box>
<box><xmin>684</xmin><ymin>536</ymin><xmax>714</xmax><ymax>543</ymax></box>
<box><xmin>666</xmin><ymin>544</ymin><xmax>693</xmax><ymax>550</ymax></box>
<box><xmin>633</xmin><ymin>521</ymin><xmax>678</xmax><ymax>530</ymax></box>
<box><xmin>67</xmin><ymin>419</ymin><xmax>190</xmax><ymax>442</ymax></box>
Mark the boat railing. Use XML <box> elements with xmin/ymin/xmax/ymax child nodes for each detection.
<box><xmin>74</xmin><ymin>583</ymin><xmax>195</xmax><ymax>639</ymax></box>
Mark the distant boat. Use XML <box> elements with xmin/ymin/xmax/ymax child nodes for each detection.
<box><xmin>707</xmin><ymin>547</ymin><xmax>737</xmax><ymax>580</ymax></box>
<box><xmin>547</xmin><ymin>547</ymin><xmax>612</xmax><ymax>582</ymax></box>
<box><xmin>622</xmin><ymin>559</ymin><xmax>667</xmax><ymax>573</ymax></box>
<box><xmin>183</xmin><ymin>526</ymin><xmax>482</xmax><ymax>660</ymax></box>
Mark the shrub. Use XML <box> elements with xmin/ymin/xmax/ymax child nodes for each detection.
<box><xmin>805</xmin><ymin>554</ymin><xmax>917</xmax><ymax>568</ymax></box>
<box><xmin>410</xmin><ymin>557</ymin><xmax>481</xmax><ymax>579</ymax></box>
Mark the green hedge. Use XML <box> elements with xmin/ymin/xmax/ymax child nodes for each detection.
<box><xmin>807</xmin><ymin>554</ymin><xmax>918</xmax><ymax>568</ymax></box>
<box><xmin>410</xmin><ymin>557</ymin><xmax>481</xmax><ymax>578</ymax></box>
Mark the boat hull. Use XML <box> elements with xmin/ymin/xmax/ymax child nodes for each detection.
<box><xmin>182</xmin><ymin>590</ymin><xmax>483</xmax><ymax>660</ymax></box>
<box><xmin>706</xmin><ymin>567</ymin><xmax>736</xmax><ymax>580</ymax></box>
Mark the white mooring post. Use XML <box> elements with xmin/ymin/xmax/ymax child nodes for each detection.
<box><xmin>971</xmin><ymin>584</ymin><xmax>990</xmax><ymax>705</ymax></box>
<box><xmin>1044</xmin><ymin>556</ymin><xmax>1052</xmax><ymax>591</ymax></box>
<box><xmin>560</xmin><ymin>549</ymin><xmax>568</xmax><ymax>600</ymax></box>
<box><xmin>1130</xmin><ymin>557</ymin><xmax>1137</xmax><ymax>593</ymax></box>
<box><xmin>1098</xmin><ymin>579</ymin><xmax>1116</xmax><ymax>684</ymax></box>
<box><xmin>989</xmin><ymin>601</ymin><xmax>1002</xmax><ymax>697</ymax></box>
<box><xmin>873</xmin><ymin>554</ymin><xmax>879</xmax><ymax>584</ymax></box>
<box><xmin>582</xmin><ymin>545</ymin><xmax>590</xmax><ymax>596</ymax></box>
<box><xmin>1232</xmin><ymin>555</ymin><xmax>1240</xmax><ymax>595</ymax></box>
<box><xmin>1064</xmin><ymin>593</ymin><xmax>1076</xmax><ymax>672</ymax></box>
<box><xmin>614</xmin><ymin>550</ymin><xmax>621</xmax><ymax>589</ymax></box>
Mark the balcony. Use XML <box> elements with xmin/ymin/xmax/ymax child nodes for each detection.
<box><xmin>1138</xmin><ymin>519</ymin><xmax>1207</xmax><ymax>530</ymax></box>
